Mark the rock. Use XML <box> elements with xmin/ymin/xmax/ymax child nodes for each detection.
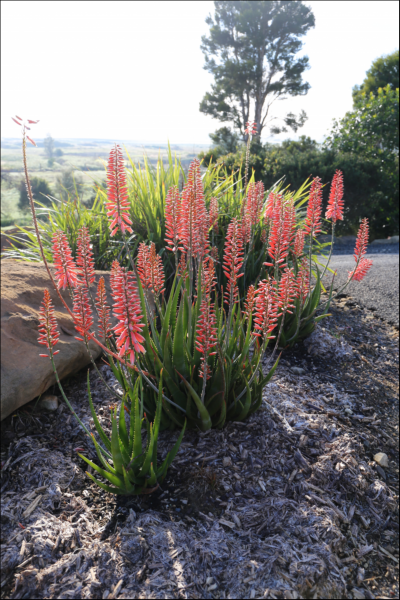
<box><xmin>39</xmin><ymin>394</ymin><xmax>59</xmax><ymax>411</ymax></box>
<box><xmin>1</xmin><ymin>259</ymin><xmax>116</xmax><ymax>421</ymax></box>
<box><xmin>373</xmin><ymin>452</ymin><xmax>389</xmax><ymax>468</ymax></box>
<box><xmin>223</xmin><ymin>457</ymin><xmax>232</xmax><ymax>467</ymax></box>
<box><xmin>291</xmin><ymin>367</ymin><xmax>305</xmax><ymax>375</ymax></box>
<box><xmin>1</xmin><ymin>227</ymin><xmax>31</xmax><ymax>252</ymax></box>
<box><xmin>344</xmin><ymin>408</ymin><xmax>353</xmax><ymax>415</ymax></box>
<box><xmin>370</xmin><ymin>235</ymin><xmax>399</xmax><ymax>245</ymax></box>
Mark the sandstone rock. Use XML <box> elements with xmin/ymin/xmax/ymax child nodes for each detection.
<box><xmin>39</xmin><ymin>394</ymin><xmax>59</xmax><ymax>411</ymax></box>
<box><xmin>1</xmin><ymin>259</ymin><xmax>116</xmax><ymax>421</ymax></box>
<box><xmin>373</xmin><ymin>452</ymin><xmax>389</xmax><ymax>468</ymax></box>
<box><xmin>1</xmin><ymin>227</ymin><xmax>31</xmax><ymax>252</ymax></box>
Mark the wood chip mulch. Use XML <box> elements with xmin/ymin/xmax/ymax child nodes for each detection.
<box><xmin>1</xmin><ymin>293</ymin><xmax>398</xmax><ymax>600</ymax></box>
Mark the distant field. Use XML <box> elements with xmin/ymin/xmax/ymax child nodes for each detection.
<box><xmin>1</xmin><ymin>138</ymin><xmax>209</xmax><ymax>227</ymax></box>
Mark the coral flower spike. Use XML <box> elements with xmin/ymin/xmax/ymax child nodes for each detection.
<box><xmin>52</xmin><ymin>230</ymin><xmax>79</xmax><ymax>290</ymax></box>
<box><xmin>348</xmin><ymin>218</ymin><xmax>373</xmax><ymax>282</ymax></box>
<box><xmin>106</xmin><ymin>144</ymin><xmax>133</xmax><ymax>237</ymax></box>
<box><xmin>38</xmin><ymin>289</ymin><xmax>60</xmax><ymax>357</ymax></box>
<box><xmin>326</xmin><ymin>170</ymin><xmax>344</xmax><ymax>222</ymax></box>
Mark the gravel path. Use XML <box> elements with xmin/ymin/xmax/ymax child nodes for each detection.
<box><xmin>317</xmin><ymin>245</ymin><xmax>399</xmax><ymax>328</ymax></box>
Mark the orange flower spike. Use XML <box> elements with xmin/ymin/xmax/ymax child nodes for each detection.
<box><xmin>105</xmin><ymin>144</ymin><xmax>133</xmax><ymax>237</ymax></box>
<box><xmin>253</xmin><ymin>279</ymin><xmax>278</xmax><ymax>339</ymax></box>
<box><xmin>179</xmin><ymin>159</ymin><xmax>209</xmax><ymax>259</ymax></box>
<box><xmin>96</xmin><ymin>276</ymin><xmax>112</xmax><ymax>340</ymax></box>
<box><xmin>52</xmin><ymin>230</ymin><xmax>79</xmax><ymax>290</ymax></box>
<box><xmin>348</xmin><ymin>218</ymin><xmax>373</xmax><ymax>282</ymax></box>
<box><xmin>110</xmin><ymin>266</ymin><xmax>145</xmax><ymax>366</ymax></box>
<box><xmin>326</xmin><ymin>170</ymin><xmax>344</xmax><ymax>222</ymax></box>
<box><xmin>264</xmin><ymin>197</ymin><xmax>295</xmax><ymax>268</ymax></box>
<box><xmin>165</xmin><ymin>185</ymin><xmax>181</xmax><ymax>252</ymax></box>
<box><xmin>294</xmin><ymin>229</ymin><xmax>306</xmax><ymax>257</ymax></box>
<box><xmin>244</xmin><ymin>284</ymin><xmax>257</xmax><ymax>321</ymax></box>
<box><xmin>304</xmin><ymin>177</ymin><xmax>323</xmax><ymax>237</ymax></box>
<box><xmin>195</xmin><ymin>297</ymin><xmax>218</xmax><ymax>381</ymax></box>
<box><xmin>76</xmin><ymin>226</ymin><xmax>95</xmax><ymax>287</ymax></box>
<box><xmin>38</xmin><ymin>289</ymin><xmax>60</xmax><ymax>357</ymax></box>
<box><xmin>222</xmin><ymin>218</ymin><xmax>244</xmax><ymax>305</ymax></box>
<box><xmin>73</xmin><ymin>285</ymin><xmax>94</xmax><ymax>341</ymax></box>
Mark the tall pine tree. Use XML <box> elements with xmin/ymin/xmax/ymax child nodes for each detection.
<box><xmin>200</xmin><ymin>1</ymin><xmax>315</xmax><ymax>140</ymax></box>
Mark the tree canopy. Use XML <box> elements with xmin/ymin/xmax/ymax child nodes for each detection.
<box><xmin>352</xmin><ymin>50</ymin><xmax>399</xmax><ymax>107</ymax></box>
<box><xmin>200</xmin><ymin>0</ymin><xmax>315</xmax><ymax>140</ymax></box>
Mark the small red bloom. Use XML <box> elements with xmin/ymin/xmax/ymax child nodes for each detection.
<box><xmin>105</xmin><ymin>144</ymin><xmax>133</xmax><ymax>237</ymax></box>
<box><xmin>137</xmin><ymin>242</ymin><xmax>165</xmax><ymax>299</ymax></box>
<box><xmin>326</xmin><ymin>170</ymin><xmax>344</xmax><ymax>222</ymax></box>
<box><xmin>264</xmin><ymin>197</ymin><xmax>295</xmax><ymax>268</ymax></box>
<box><xmin>195</xmin><ymin>298</ymin><xmax>218</xmax><ymax>380</ymax></box>
<box><xmin>304</xmin><ymin>177</ymin><xmax>323</xmax><ymax>237</ymax></box>
<box><xmin>223</xmin><ymin>218</ymin><xmax>244</xmax><ymax>305</ymax></box>
<box><xmin>276</xmin><ymin>268</ymin><xmax>297</xmax><ymax>316</ymax></box>
<box><xmin>165</xmin><ymin>185</ymin><xmax>181</xmax><ymax>252</ymax></box>
<box><xmin>76</xmin><ymin>226</ymin><xmax>95</xmax><ymax>287</ymax></box>
<box><xmin>38</xmin><ymin>289</ymin><xmax>60</xmax><ymax>357</ymax></box>
<box><xmin>296</xmin><ymin>258</ymin><xmax>310</xmax><ymax>302</ymax></box>
<box><xmin>52</xmin><ymin>230</ymin><xmax>78</xmax><ymax>290</ymax></box>
<box><xmin>179</xmin><ymin>159</ymin><xmax>209</xmax><ymax>259</ymax></box>
<box><xmin>294</xmin><ymin>229</ymin><xmax>306</xmax><ymax>257</ymax></box>
<box><xmin>96</xmin><ymin>277</ymin><xmax>112</xmax><ymax>340</ymax></box>
<box><xmin>110</xmin><ymin>266</ymin><xmax>145</xmax><ymax>366</ymax></box>
<box><xmin>73</xmin><ymin>285</ymin><xmax>94</xmax><ymax>340</ymax></box>
<box><xmin>348</xmin><ymin>218</ymin><xmax>373</xmax><ymax>282</ymax></box>
<box><xmin>244</xmin><ymin>284</ymin><xmax>257</xmax><ymax>321</ymax></box>
<box><xmin>244</xmin><ymin>121</ymin><xmax>258</xmax><ymax>136</ymax></box>
<box><xmin>253</xmin><ymin>279</ymin><xmax>278</xmax><ymax>338</ymax></box>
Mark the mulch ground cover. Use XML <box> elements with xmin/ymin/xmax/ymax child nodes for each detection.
<box><xmin>1</xmin><ymin>294</ymin><xmax>398</xmax><ymax>600</ymax></box>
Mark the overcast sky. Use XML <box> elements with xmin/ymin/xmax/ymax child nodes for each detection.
<box><xmin>1</xmin><ymin>1</ymin><xmax>398</xmax><ymax>145</ymax></box>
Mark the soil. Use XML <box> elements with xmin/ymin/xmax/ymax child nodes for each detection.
<box><xmin>1</xmin><ymin>294</ymin><xmax>398</xmax><ymax>600</ymax></box>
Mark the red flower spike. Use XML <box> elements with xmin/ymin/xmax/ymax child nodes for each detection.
<box><xmin>209</xmin><ymin>197</ymin><xmax>219</xmax><ymax>232</ymax></box>
<box><xmin>195</xmin><ymin>297</ymin><xmax>218</xmax><ymax>381</ymax></box>
<box><xmin>264</xmin><ymin>191</ymin><xmax>279</xmax><ymax>220</ymax></box>
<box><xmin>178</xmin><ymin>252</ymin><xmax>189</xmax><ymax>281</ymax></box>
<box><xmin>165</xmin><ymin>185</ymin><xmax>181</xmax><ymax>252</ymax></box>
<box><xmin>265</xmin><ymin>197</ymin><xmax>295</xmax><ymax>268</ymax></box>
<box><xmin>244</xmin><ymin>284</ymin><xmax>257</xmax><ymax>321</ymax></box>
<box><xmin>73</xmin><ymin>285</ymin><xmax>94</xmax><ymax>339</ymax></box>
<box><xmin>304</xmin><ymin>177</ymin><xmax>323</xmax><ymax>237</ymax></box>
<box><xmin>38</xmin><ymin>289</ymin><xmax>60</xmax><ymax>358</ymax></box>
<box><xmin>294</xmin><ymin>229</ymin><xmax>306</xmax><ymax>257</ymax></box>
<box><xmin>52</xmin><ymin>230</ymin><xmax>78</xmax><ymax>290</ymax></box>
<box><xmin>253</xmin><ymin>279</ymin><xmax>278</xmax><ymax>339</ymax></box>
<box><xmin>179</xmin><ymin>159</ymin><xmax>209</xmax><ymax>259</ymax></box>
<box><xmin>244</xmin><ymin>121</ymin><xmax>258</xmax><ymax>136</ymax></box>
<box><xmin>222</xmin><ymin>218</ymin><xmax>244</xmax><ymax>305</ymax></box>
<box><xmin>137</xmin><ymin>242</ymin><xmax>165</xmax><ymax>299</ymax></box>
<box><xmin>96</xmin><ymin>276</ymin><xmax>112</xmax><ymax>340</ymax></box>
<box><xmin>110</xmin><ymin>266</ymin><xmax>145</xmax><ymax>366</ymax></box>
<box><xmin>348</xmin><ymin>218</ymin><xmax>373</xmax><ymax>281</ymax></box>
<box><xmin>296</xmin><ymin>258</ymin><xmax>310</xmax><ymax>302</ymax></box>
<box><xmin>105</xmin><ymin>144</ymin><xmax>133</xmax><ymax>237</ymax></box>
<box><xmin>76</xmin><ymin>226</ymin><xmax>95</xmax><ymax>287</ymax></box>
<box><xmin>276</xmin><ymin>268</ymin><xmax>298</xmax><ymax>316</ymax></box>
<box><xmin>197</xmin><ymin>256</ymin><xmax>216</xmax><ymax>298</ymax></box>
<box><xmin>326</xmin><ymin>170</ymin><xmax>344</xmax><ymax>222</ymax></box>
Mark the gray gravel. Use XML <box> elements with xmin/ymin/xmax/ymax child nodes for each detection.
<box><xmin>317</xmin><ymin>248</ymin><xmax>399</xmax><ymax>328</ymax></box>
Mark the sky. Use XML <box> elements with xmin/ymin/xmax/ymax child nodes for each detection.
<box><xmin>1</xmin><ymin>1</ymin><xmax>399</xmax><ymax>146</ymax></box>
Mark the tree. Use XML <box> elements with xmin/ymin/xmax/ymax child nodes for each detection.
<box><xmin>209</xmin><ymin>126</ymin><xmax>241</xmax><ymax>154</ymax></box>
<box><xmin>18</xmin><ymin>177</ymin><xmax>53</xmax><ymax>211</ymax></box>
<box><xmin>352</xmin><ymin>50</ymin><xmax>399</xmax><ymax>107</ymax></box>
<box><xmin>43</xmin><ymin>134</ymin><xmax>55</xmax><ymax>166</ymax></box>
<box><xmin>200</xmin><ymin>0</ymin><xmax>315</xmax><ymax>140</ymax></box>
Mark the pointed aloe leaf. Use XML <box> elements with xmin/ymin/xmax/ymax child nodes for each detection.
<box><xmin>118</xmin><ymin>397</ymin><xmax>130</xmax><ymax>455</ymax></box>
<box><xmin>129</xmin><ymin>378</ymin><xmax>142</xmax><ymax>457</ymax></box>
<box><xmin>147</xmin><ymin>462</ymin><xmax>157</xmax><ymax>487</ymax></box>
<box><xmin>90</xmin><ymin>433</ymin><xmax>116</xmax><ymax>475</ymax></box>
<box><xmin>162</xmin><ymin>398</ymin><xmax>186</xmax><ymax>427</ymax></box>
<box><xmin>161</xmin><ymin>275</ymin><xmax>181</xmax><ymax>352</ymax></box>
<box><xmin>78</xmin><ymin>453</ymin><xmax>124</xmax><ymax>488</ymax></box>
<box><xmin>111</xmin><ymin>407</ymin><xmax>124</xmax><ymax>475</ymax></box>
<box><xmin>236</xmin><ymin>378</ymin><xmax>252</xmax><ymax>421</ymax></box>
<box><xmin>140</xmin><ymin>423</ymin><xmax>154</xmax><ymax>475</ymax></box>
<box><xmin>87</xmin><ymin>371</ymin><xmax>111</xmax><ymax>453</ymax></box>
<box><xmin>176</xmin><ymin>371</ymin><xmax>212</xmax><ymax>431</ymax></box>
<box><xmin>152</xmin><ymin>370</ymin><xmax>163</xmax><ymax>468</ymax></box>
<box><xmin>122</xmin><ymin>465</ymin><xmax>136</xmax><ymax>493</ymax></box>
<box><xmin>260</xmin><ymin>353</ymin><xmax>281</xmax><ymax>387</ymax></box>
<box><xmin>157</xmin><ymin>418</ymin><xmax>187</xmax><ymax>481</ymax></box>
<box><xmin>173</xmin><ymin>301</ymin><xmax>189</xmax><ymax>378</ymax></box>
<box><xmin>85</xmin><ymin>471</ymin><xmax>127</xmax><ymax>495</ymax></box>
